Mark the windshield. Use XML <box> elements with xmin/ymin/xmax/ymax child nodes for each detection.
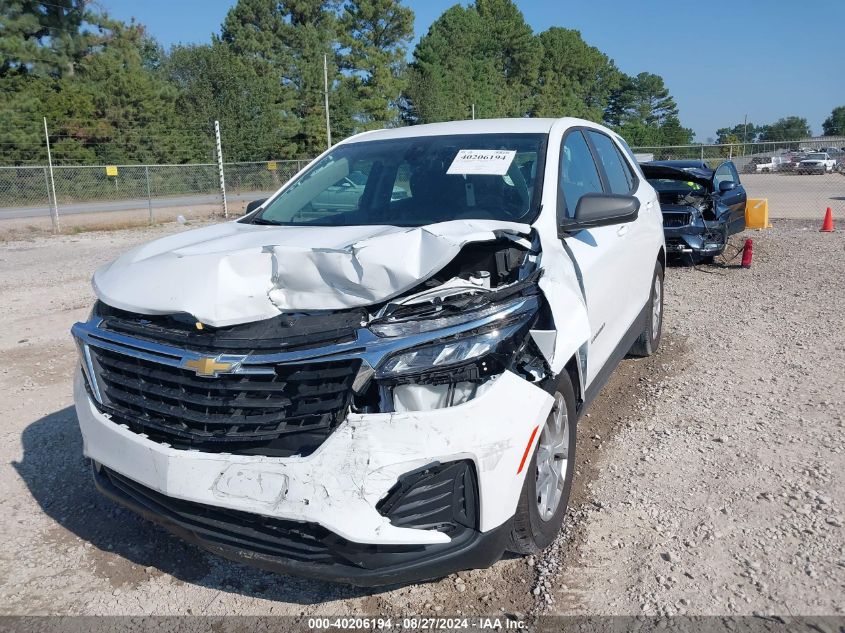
<box><xmin>252</xmin><ymin>133</ymin><xmax>546</xmax><ymax>227</ymax></box>
<box><xmin>806</xmin><ymin>153</ymin><xmax>826</xmax><ymax>160</ymax></box>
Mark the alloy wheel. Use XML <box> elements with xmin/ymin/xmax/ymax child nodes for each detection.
<box><xmin>535</xmin><ymin>392</ymin><xmax>569</xmax><ymax>521</ymax></box>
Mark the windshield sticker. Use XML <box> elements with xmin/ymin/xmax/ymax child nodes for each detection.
<box><xmin>447</xmin><ymin>149</ymin><xmax>516</xmax><ymax>175</ymax></box>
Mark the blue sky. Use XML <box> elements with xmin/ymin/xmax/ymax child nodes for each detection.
<box><xmin>102</xmin><ymin>0</ymin><xmax>845</xmax><ymax>142</ymax></box>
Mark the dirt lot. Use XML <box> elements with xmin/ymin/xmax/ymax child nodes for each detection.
<box><xmin>0</xmin><ymin>218</ymin><xmax>842</xmax><ymax>617</ymax></box>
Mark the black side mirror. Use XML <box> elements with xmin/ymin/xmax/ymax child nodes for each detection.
<box><xmin>719</xmin><ymin>181</ymin><xmax>737</xmax><ymax>193</ymax></box>
<box><xmin>559</xmin><ymin>193</ymin><xmax>640</xmax><ymax>235</ymax></box>
<box><xmin>245</xmin><ymin>198</ymin><xmax>267</xmax><ymax>214</ymax></box>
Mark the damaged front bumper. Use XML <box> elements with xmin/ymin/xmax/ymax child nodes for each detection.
<box><xmin>74</xmin><ymin>365</ymin><xmax>552</xmax><ymax>585</ymax></box>
<box><xmin>663</xmin><ymin>223</ymin><xmax>727</xmax><ymax>256</ymax></box>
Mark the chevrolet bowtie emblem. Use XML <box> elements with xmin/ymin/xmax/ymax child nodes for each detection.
<box><xmin>183</xmin><ymin>357</ymin><xmax>234</xmax><ymax>377</ymax></box>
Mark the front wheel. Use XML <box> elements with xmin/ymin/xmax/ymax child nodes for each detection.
<box><xmin>628</xmin><ymin>260</ymin><xmax>664</xmax><ymax>357</ymax></box>
<box><xmin>508</xmin><ymin>376</ymin><xmax>577</xmax><ymax>554</ymax></box>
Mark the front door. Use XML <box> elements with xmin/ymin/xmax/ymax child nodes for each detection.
<box><xmin>713</xmin><ymin>161</ymin><xmax>747</xmax><ymax>234</ymax></box>
<box><xmin>557</xmin><ymin>129</ymin><xmax>632</xmax><ymax>385</ymax></box>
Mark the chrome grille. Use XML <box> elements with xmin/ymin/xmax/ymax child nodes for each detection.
<box><xmin>88</xmin><ymin>346</ymin><xmax>359</xmax><ymax>456</ymax></box>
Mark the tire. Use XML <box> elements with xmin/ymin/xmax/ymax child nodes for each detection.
<box><xmin>628</xmin><ymin>260</ymin><xmax>664</xmax><ymax>357</ymax></box>
<box><xmin>508</xmin><ymin>375</ymin><xmax>577</xmax><ymax>555</ymax></box>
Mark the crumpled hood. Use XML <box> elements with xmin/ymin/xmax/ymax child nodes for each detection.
<box><xmin>93</xmin><ymin>219</ymin><xmax>530</xmax><ymax>327</ymax></box>
<box><xmin>640</xmin><ymin>164</ymin><xmax>714</xmax><ymax>191</ymax></box>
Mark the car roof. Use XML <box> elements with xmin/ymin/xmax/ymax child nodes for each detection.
<box><xmin>339</xmin><ymin>117</ymin><xmax>614</xmax><ymax>144</ymax></box>
<box><xmin>646</xmin><ymin>159</ymin><xmax>711</xmax><ymax>169</ymax></box>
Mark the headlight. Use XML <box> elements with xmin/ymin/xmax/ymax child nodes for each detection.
<box><xmin>375</xmin><ymin>320</ymin><xmax>525</xmax><ymax>379</ymax></box>
<box><xmin>369</xmin><ymin>295</ymin><xmax>535</xmax><ymax>337</ymax></box>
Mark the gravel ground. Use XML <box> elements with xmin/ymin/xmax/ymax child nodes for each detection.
<box><xmin>0</xmin><ymin>218</ymin><xmax>841</xmax><ymax>617</ymax></box>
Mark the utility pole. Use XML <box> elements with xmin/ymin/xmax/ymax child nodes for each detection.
<box><xmin>214</xmin><ymin>120</ymin><xmax>228</xmax><ymax>218</ymax></box>
<box><xmin>323</xmin><ymin>54</ymin><xmax>332</xmax><ymax>149</ymax></box>
<box><xmin>471</xmin><ymin>104</ymin><xmax>475</xmax><ymax>120</ymax></box>
<box><xmin>43</xmin><ymin>117</ymin><xmax>60</xmax><ymax>233</ymax></box>
<box><xmin>743</xmin><ymin>113</ymin><xmax>748</xmax><ymax>156</ymax></box>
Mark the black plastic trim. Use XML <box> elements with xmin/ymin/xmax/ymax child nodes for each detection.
<box><xmin>377</xmin><ymin>460</ymin><xmax>479</xmax><ymax>533</ymax></box>
<box><xmin>92</xmin><ymin>464</ymin><xmax>510</xmax><ymax>587</ymax></box>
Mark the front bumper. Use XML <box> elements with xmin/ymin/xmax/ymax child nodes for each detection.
<box><xmin>92</xmin><ymin>462</ymin><xmax>511</xmax><ymax>586</ymax></box>
<box><xmin>74</xmin><ymin>369</ymin><xmax>552</xmax><ymax>583</ymax></box>
<box><xmin>796</xmin><ymin>164</ymin><xmax>826</xmax><ymax>174</ymax></box>
<box><xmin>663</xmin><ymin>225</ymin><xmax>727</xmax><ymax>255</ymax></box>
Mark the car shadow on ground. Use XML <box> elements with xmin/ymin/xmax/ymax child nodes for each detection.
<box><xmin>12</xmin><ymin>406</ymin><xmax>401</xmax><ymax>605</ymax></box>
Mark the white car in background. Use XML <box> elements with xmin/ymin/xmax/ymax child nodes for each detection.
<box><xmin>72</xmin><ymin>118</ymin><xmax>666</xmax><ymax>586</ymax></box>
<box><xmin>796</xmin><ymin>152</ymin><xmax>836</xmax><ymax>174</ymax></box>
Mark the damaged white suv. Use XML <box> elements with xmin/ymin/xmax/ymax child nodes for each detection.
<box><xmin>72</xmin><ymin>118</ymin><xmax>665</xmax><ymax>586</ymax></box>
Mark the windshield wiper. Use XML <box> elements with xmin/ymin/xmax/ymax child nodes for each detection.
<box><xmin>248</xmin><ymin>217</ymin><xmax>283</xmax><ymax>226</ymax></box>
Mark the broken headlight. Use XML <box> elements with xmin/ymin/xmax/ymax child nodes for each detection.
<box><xmin>355</xmin><ymin>293</ymin><xmax>540</xmax><ymax>413</ymax></box>
<box><xmin>368</xmin><ymin>294</ymin><xmax>533</xmax><ymax>337</ymax></box>
<box><xmin>375</xmin><ymin>325</ymin><xmax>515</xmax><ymax>379</ymax></box>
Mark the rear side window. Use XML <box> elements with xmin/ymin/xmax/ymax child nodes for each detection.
<box><xmin>559</xmin><ymin>131</ymin><xmax>603</xmax><ymax>218</ymax></box>
<box><xmin>587</xmin><ymin>130</ymin><xmax>634</xmax><ymax>194</ymax></box>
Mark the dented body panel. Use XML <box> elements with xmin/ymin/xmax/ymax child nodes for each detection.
<box><xmin>76</xmin><ymin>369</ymin><xmax>553</xmax><ymax>544</ymax></box>
<box><xmin>72</xmin><ymin>117</ymin><xmax>665</xmax><ymax>585</ymax></box>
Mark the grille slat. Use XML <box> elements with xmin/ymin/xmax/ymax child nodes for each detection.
<box><xmin>663</xmin><ymin>211</ymin><xmax>692</xmax><ymax>228</ymax></box>
<box><xmin>99</xmin><ymin>371</ymin><xmax>294</xmax><ymax>410</ymax></box>
<box><xmin>89</xmin><ymin>345</ymin><xmax>359</xmax><ymax>456</ymax></box>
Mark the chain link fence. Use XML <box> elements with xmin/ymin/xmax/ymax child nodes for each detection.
<box><xmin>1</xmin><ymin>135</ymin><xmax>843</xmax><ymax>233</ymax></box>
<box><xmin>0</xmin><ymin>159</ymin><xmax>308</xmax><ymax>232</ymax></box>
<box><xmin>633</xmin><ymin>140</ymin><xmax>845</xmax><ymax>221</ymax></box>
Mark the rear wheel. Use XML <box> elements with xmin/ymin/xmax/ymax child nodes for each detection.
<box><xmin>629</xmin><ymin>260</ymin><xmax>664</xmax><ymax>357</ymax></box>
<box><xmin>508</xmin><ymin>376</ymin><xmax>577</xmax><ymax>554</ymax></box>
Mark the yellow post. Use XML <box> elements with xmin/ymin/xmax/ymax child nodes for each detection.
<box><xmin>745</xmin><ymin>198</ymin><xmax>772</xmax><ymax>229</ymax></box>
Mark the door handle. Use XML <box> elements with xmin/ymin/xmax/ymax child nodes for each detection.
<box><xmin>617</xmin><ymin>224</ymin><xmax>628</xmax><ymax>236</ymax></box>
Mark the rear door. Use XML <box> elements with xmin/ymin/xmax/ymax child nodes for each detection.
<box><xmin>558</xmin><ymin>129</ymin><xmax>632</xmax><ymax>384</ymax></box>
<box><xmin>713</xmin><ymin>161</ymin><xmax>747</xmax><ymax>234</ymax></box>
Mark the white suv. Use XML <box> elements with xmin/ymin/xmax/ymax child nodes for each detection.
<box><xmin>72</xmin><ymin>118</ymin><xmax>666</xmax><ymax>586</ymax></box>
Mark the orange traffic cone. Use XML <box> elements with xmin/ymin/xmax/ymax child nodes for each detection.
<box><xmin>820</xmin><ymin>207</ymin><xmax>834</xmax><ymax>232</ymax></box>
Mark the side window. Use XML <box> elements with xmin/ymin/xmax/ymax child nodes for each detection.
<box><xmin>559</xmin><ymin>131</ymin><xmax>603</xmax><ymax>219</ymax></box>
<box><xmin>587</xmin><ymin>130</ymin><xmax>634</xmax><ymax>194</ymax></box>
<box><xmin>714</xmin><ymin>162</ymin><xmax>740</xmax><ymax>188</ymax></box>
<box><xmin>616</xmin><ymin>135</ymin><xmax>645</xmax><ymax>179</ymax></box>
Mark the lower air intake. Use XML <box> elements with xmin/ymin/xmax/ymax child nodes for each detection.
<box><xmin>377</xmin><ymin>460</ymin><xmax>478</xmax><ymax>533</ymax></box>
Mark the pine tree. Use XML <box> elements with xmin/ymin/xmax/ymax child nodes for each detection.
<box><xmin>402</xmin><ymin>0</ymin><xmax>539</xmax><ymax>123</ymax></box>
<box><xmin>532</xmin><ymin>27</ymin><xmax>621</xmax><ymax>122</ymax></box>
<box><xmin>221</xmin><ymin>0</ymin><xmax>342</xmax><ymax>155</ymax></box>
<box><xmin>339</xmin><ymin>0</ymin><xmax>413</xmax><ymax>129</ymax></box>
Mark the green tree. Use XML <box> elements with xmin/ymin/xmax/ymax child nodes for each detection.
<box><xmin>221</xmin><ymin>0</ymin><xmax>343</xmax><ymax>155</ymax></box>
<box><xmin>69</xmin><ymin>22</ymin><xmax>194</xmax><ymax>164</ymax></box>
<box><xmin>822</xmin><ymin>106</ymin><xmax>845</xmax><ymax>137</ymax></box>
<box><xmin>166</xmin><ymin>41</ymin><xmax>295</xmax><ymax>161</ymax></box>
<box><xmin>0</xmin><ymin>0</ymin><xmax>93</xmax><ymax>78</ymax></box>
<box><xmin>339</xmin><ymin>0</ymin><xmax>414</xmax><ymax>129</ymax></box>
<box><xmin>716</xmin><ymin>122</ymin><xmax>760</xmax><ymax>144</ymax></box>
<box><xmin>402</xmin><ymin>0</ymin><xmax>539</xmax><ymax>123</ymax></box>
<box><xmin>532</xmin><ymin>27</ymin><xmax>621</xmax><ymax>122</ymax></box>
<box><xmin>604</xmin><ymin>72</ymin><xmax>693</xmax><ymax>146</ymax></box>
<box><xmin>0</xmin><ymin>3</ymin><xmax>189</xmax><ymax>165</ymax></box>
<box><xmin>758</xmin><ymin>116</ymin><xmax>811</xmax><ymax>142</ymax></box>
